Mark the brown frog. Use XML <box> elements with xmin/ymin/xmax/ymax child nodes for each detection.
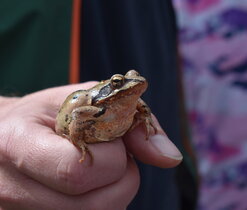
<box><xmin>55</xmin><ymin>70</ymin><xmax>157</xmax><ymax>162</ymax></box>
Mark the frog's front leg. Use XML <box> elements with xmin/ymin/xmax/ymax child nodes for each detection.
<box><xmin>69</xmin><ymin>106</ymin><xmax>105</xmax><ymax>162</ymax></box>
<box><xmin>131</xmin><ymin>99</ymin><xmax>157</xmax><ymax>140</ymax></box>
<box><xmin>76</xmin><ymin>140</ymin><xmax>92</xmax><ymax>163</ymax></box>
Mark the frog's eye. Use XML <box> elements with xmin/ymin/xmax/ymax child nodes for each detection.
<box><xmin>110</xmin><ymin>74</ymin><xmax>125</xmax><ymax>89</ymax></box>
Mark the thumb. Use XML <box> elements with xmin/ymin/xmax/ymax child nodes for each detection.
<box><xmin>123</xmin><ymin>115</ymin><xmax>183</xmax><ymax>168</ymax></box>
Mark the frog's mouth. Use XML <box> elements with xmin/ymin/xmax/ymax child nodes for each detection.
<box><xmin>92</xmin><ymin>78</ymin><xmax>146</xmax><ymax>104</ymax></box>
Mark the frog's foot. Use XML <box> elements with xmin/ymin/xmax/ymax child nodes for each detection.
<box><xmin>79</xmin><ymin>141</ymin><xmax>94</xmax><ymax>164</ymax></box>
<box><xmin>132</xmin><ymin>98</ymin><xmax>158</xmax><ymax>140</ymax></box>
<box><xmin>143</xmin><ymin>116</ymin><xmax>158</xmax><ymax>140</ymax></box>
<box><xmin>129</xmin><ymin>113</ymin><xmax>158</xmax><ymax>140</ymax></box>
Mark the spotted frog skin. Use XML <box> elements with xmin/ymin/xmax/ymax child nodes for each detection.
<box><xmin>55</xmin><ymin>70</ymin><xmax>157</xmax><ymax>162</ymax></box>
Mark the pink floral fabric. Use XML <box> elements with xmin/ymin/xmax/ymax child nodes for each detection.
<box><xmin>172</xmin><ymin>0</ymin><xmax>247</xmax><ymax>209</ymax></box>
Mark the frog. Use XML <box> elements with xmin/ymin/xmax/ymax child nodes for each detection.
<box><xmin>55</xmin><ymin>70</ymin><xmax>157</xmax><ymax>163</ymax></box>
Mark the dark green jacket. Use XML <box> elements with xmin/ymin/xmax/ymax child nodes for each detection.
<box><xmin>0</xmin><ymin>0</ymin><xmax>71</xmax><ymax>95</ymax></box>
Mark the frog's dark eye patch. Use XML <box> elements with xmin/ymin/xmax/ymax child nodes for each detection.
<box><xmin>92</xmin><ymin>84</ymin><xmax>112</xmax><ymax>103</ymax></box>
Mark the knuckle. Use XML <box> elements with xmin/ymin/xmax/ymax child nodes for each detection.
<box><xmin>0</xmin><ymin>122</ymin><xmax>16</xmax><ymax>162</ymax></box>
<box><xmin>56</xmin><ymin>158</ymin><xmax>87</xmax><ymax>194</ymax></box>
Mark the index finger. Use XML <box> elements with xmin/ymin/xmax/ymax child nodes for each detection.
<box><xmin>13</xmin><ymin>131</ymin><xmax>127</xmax><ymax>195</ymax></box>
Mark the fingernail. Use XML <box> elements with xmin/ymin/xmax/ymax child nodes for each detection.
<box><xmin>150</xmin><ymin>134</ymin><xmax>183</xmax><ymax>160</ymax></box>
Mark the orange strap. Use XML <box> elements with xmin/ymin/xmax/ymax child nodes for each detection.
<box><xmin>69</xmin><ymin>0</ymin><xmax>82</xmax><ymax>84</ymax></box>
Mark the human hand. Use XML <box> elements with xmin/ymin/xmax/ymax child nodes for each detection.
<box><xmin>0</xmin><ymin>83</ymin><xmax>182</xmax><ymax>210</ymax></box>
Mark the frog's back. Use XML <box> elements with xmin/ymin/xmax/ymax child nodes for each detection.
<box><xmin>55</xmin><ymin>90</ymin><xmax>92</xmax><ymax>136</ymax></box>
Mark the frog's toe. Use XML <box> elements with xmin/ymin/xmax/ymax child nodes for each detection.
<box><xmin>79</xmin><ymin>148</ymin><xmax>86</xmax><ymax>163</ymax></box>
<box><xmin>79</xmin><ymin>142</ymin><xmax>94</xmax><ymax>164</ymax></box>
<box><xmin>144</xmin><ymin>117</ymin><xmax>158</xmax><ymax>140</ymax></box>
